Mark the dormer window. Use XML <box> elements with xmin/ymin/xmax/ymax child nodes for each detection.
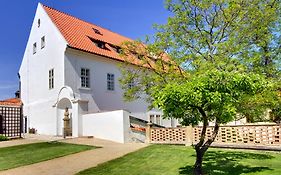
<box><xmin>93</xmin><ymin>28</ymin><xmax>102</xmax><ymax>35</ymax></box>
<box><xmin>96</xmin><ymin>41</ymin><xmax>105</xmax><ymax>49</ymax></box>
<box><xmin>132</xmin><ymin>52</ymin><xmax>143</xmax><ymax>60</ymax></box>
<box><xmin>110</xmin><ymin>45</ymin><xmax>122</xmax><ymax>53</ymax></box>
<box><xmin>89</xmin><ymin>37</ymin><xmax>108</xmax><ymax>50</ymax></box>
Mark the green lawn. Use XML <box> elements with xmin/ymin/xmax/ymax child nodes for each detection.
<box><xmin>0</xmin><ymin>141</ymin><xmax>94</xmax><ymax>171</ymax></box>
<box><xmin>78</xmin><ymin>144</ymin><xmax>281</xmax><ymax>175</ymax></box>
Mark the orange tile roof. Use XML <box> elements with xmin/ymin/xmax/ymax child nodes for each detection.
<box><xmin>42</xmin><ymin>4</ymin><xmax>133</xmax><ymax>62</ymax></box>
<box><xmin>0</xmin><ymin>98</ymin><xmax>22</xmax><ymax>107</ymax></box>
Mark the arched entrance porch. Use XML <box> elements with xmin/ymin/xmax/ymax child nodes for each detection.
<box><xmin>56</xmin><ymin>98</ymin><xmax>72</xmax><ymax>136</ymax></box>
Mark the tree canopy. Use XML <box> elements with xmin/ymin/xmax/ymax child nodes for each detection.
<box><xmin>119</xmin><ymin>0</ymin><xmax>281</xmax><ymax>174</ymax></box>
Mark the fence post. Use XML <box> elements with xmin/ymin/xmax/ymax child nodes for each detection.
<box><xmin>185</xmin><ymin>125</ymin><xmax>193</xmax><ymax>146</ymax></box>
<box><xmin>146</xmin><ymin>122</ymin><xmax>152</xmax><ymax>143</ymax></box>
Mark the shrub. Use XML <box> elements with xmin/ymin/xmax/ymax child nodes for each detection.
<box><xmin>29</xmin><ymin>128</ymin><xmax>37</xmax><ymax>134</ymax></box>
<box><xmin>0</xmin><ymin>135</ymin><xmax>9</xmax><ymax>141</ymax></box>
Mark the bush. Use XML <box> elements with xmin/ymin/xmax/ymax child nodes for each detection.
<box><xmin>29</xmin><ymin>128</ymin><xmax>37</xmax><ymax>134</ymax></box>
<box><xmin>0</xmin><ymin>135</ymin><xmax>9</xmax><ymax>141</ymax></box>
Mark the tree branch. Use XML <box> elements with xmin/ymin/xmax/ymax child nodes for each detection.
<box><xmin>202</xmin><ymin>121</ymin><xmax>219</xmax><ymax>152</ymax></box>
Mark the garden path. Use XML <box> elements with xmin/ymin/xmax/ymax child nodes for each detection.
<box><xmin>0</xmin><ymin>135</ymin><xmax>147</xmax><ymax>175</ymax></box>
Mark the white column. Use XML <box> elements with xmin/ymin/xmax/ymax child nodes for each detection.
<box><xmin>71</xmin><ymin>102</ymin><xmax>79</xmax><ymax>137</ymax></box>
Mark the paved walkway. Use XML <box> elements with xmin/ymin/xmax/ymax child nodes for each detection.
<box><xmin>0</xmin><ymin>136</ymin><xmax>148</xmax><ymax>175</ymax></box>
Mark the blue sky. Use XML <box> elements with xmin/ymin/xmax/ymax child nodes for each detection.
<box><xmin>0</xmin><ymin>0</ymin><xmax>169</xmax><ymax>100</ymax></box>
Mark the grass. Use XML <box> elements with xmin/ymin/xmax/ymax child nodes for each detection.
<box><xmin>0</xmin><ymin>141</ymin><xmax>94</xmax><ymax>171</ymax></box>
<box><xmin>78</xmin><ymin>144</ymin><xmax>281</xmax><ymax>175</ymax></box>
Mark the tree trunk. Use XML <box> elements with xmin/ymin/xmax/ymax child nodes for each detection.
<box><xmin>194</xmin><ymin>147</ymin><xmax>205</xmax><ymax>175</ymax></box>
<box><xmin>193</xmin><ymin>109</ymin><xmax>220</xmax><ymax>175</ymax></box>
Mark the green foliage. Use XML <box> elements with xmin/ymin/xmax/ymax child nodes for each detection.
<box><xmin>0</xmin><ymin>135</ymin><xmax>9</xmax><ymax>142</ymax></box>
<box><xmin>119</xmin><ymin>0</ymin><xmax>281</xmax><ymax>173</ymax></box>
<box><xmin>157</xmin><ymin>0</ymin><xmax>281</xmax><ymax>76</ymax></box>
<box><xmin>119</xmin><ymin>0</ymin><xmax>281</xmax><ymax>125</ymax></box>
<box><xmin>152</xmin><ymin>70</ymin><xmax>271</xmax><ymax>125</ymax></box>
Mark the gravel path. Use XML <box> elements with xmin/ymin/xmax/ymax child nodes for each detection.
<box><xmin>0</xmin><ymin>136</ymin><xmax>148</xmax><ymax>175</ymax></box>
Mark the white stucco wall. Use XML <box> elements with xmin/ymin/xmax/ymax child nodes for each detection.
<box><xmin>82</xmin><ymin>110</ymin><xmax>130</xmax><ymax>143</ymax></box>
<box><xmin>64</xmin><ymin>48</ymin><xmax>178</xmax><ymax>127</ymax></box>
<box><xmin>19</xmin><ymin>3</ymin><xmax>68</xmax><ymax>135</ymax></box>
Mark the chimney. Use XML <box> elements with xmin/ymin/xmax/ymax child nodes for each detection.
<box><xmin>15</xmin><ymin>90</ymin><xmax>20</xmax><ymax>98</ymax></box>
<box><xmin>16</xmin><ymin>73</ymin><xmax>21</xmax><ymax>98</ymax></box>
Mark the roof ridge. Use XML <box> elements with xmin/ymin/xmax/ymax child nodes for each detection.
<box><xmin>0</xmin><ymin>97</ymin><xmax>20</xmax><ymax>101</ymax></box>
<box><xmin>41</xmin><ymin>4</ymin><xmax>132</xmax><ymax>41</ymax></box>
<box><xmin>0</xmin><ymin>97</ymin><xmax>22</xmax><ymax>106</ymax></box>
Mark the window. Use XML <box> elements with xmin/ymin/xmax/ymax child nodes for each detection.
<box><xmin>96</xmin><ymin>41</ymin><xmax>105</xmax><ymax>49</ymax></box>
<box><xmin>156</xmin><ymin>115</ymin><xmax>161</xmax><ymax>125</ymax></box>
<box><xmin>107</xmin><ymin>73</ymin><xmax>115</xmax><ymax>91</ymax></box>
<box><xmin>91</xmin><ymin>39</ymin><xmax>106</xmax><ymax>49</ymax></box>
<box><xmin>132</xmin><ymin>52</ymin><xmax>143</xmax><ymax>60</ymax></box>
<box><xmin>48</xmin><ymin>69</ymin><xmax>54</xmax><ymax>89</ymax></box>
<box><xmin>149</xmin><ymin>114</ymin><xmax>162</xmax><ymax>125</ymax></box>
<box><xmin>81</xmin><ymin>68</ymin><xmax>90</xmax><ymax>88</ymax></box>
<box><xmin>149</xmin><ymin>115</ymin><xmax>154</xmax><ymax>123</ymax></box>
<box><xmin>110</xmin><ymin>45</ymin><xmax>121</xmax><ymax>53</ymax></box>
<box><xmin>41</xmin><ymin>36</ymin><xmax>45</xmax><ymax>49</ymax></box>
<box><xmin>88</xmin><ymin>37</ymin><xmax>108</xmax><ymax>50</ymax></box>
<box><xmin>33</xmin><ymin>42</ymin><xmax>37</xmax><ymax>54</ymax></box>
<box><xmin>38</xmin><ymin>19</ymin><xmax>41</xmax><ymax>28</ymax></box>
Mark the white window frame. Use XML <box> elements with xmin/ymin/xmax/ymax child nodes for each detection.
<box><xmin>81</xmin><ymin>68</ymin><xmax>90</xmax><ymax>88</ymax></box>
<box><xmin>48</xmin><ymin>69</ymin><xmax>54</xmax><ymax>89</ymax></box>
<box><xmin>149</xmin><ymin>115</ymin><xmax>155</xmax><ymax>123</ymax></box>
<box><xmin>33</xmin><ymin>42</ymin><xmax>37</xmax><ymax>54</ymax></box>
<box><xmin>41</xmin><ymin>36</ymin><xmax>45</xmax><ymax>49</ymax></box>
<box><xmin>155</xmin><ymin>115</ymin><xmax>161</xmax><ymax>125</ymax></box>
<box><xmin>149</xmin><ymin>114</ymin><xmax>162</xmax><ymax>125</ymax></box>
<box><xmin>107</xmin><ymin>73</ymin><xmax>115</xmax><ymax>91</ymax></box>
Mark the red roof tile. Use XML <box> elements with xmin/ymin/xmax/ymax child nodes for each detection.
<box><xmin>42</xmin><ymin>4</ymin><xmax>133</xmax><ymax>62</ymax></box>
<box><xmin>0</xmin><ymin>98</ymin><xmax>22</xmax><ymax>107</ymax></box>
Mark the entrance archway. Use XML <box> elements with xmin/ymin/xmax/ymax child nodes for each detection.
<box><xmin>56</xmin><ymin>98</ymin><xmax>72</xmax><ymax>136</ymax></box>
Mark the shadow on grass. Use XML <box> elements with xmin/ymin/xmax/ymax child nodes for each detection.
<box><xmin>179</xmin><ymin>150</ymin><xmax>273</xmax><ymax>175</ymax></box>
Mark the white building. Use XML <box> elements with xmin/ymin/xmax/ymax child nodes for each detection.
<box><xmin>19</xmin><ymin>3</ymin><xmax>178</xmax><ymax>143</ymax></box>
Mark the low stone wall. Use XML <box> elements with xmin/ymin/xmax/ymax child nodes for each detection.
<box><xmin>150</xmin><ymin>127</ymin><xmax>187</xmax><ymax>144</ymax></box>
<box><xmin>148</xmin><ymin>125</ymin><xmax>193</xmax><ymax>145</ymax></box>
<box><xmin>193</xmin><ymin>124</ymin><xmax>281</xmax><ymax>146</ymax></box>
<box><xmin>148</xmin><ymin>124</ymin><xmax>281</xmax><ymax>147</ymax></box>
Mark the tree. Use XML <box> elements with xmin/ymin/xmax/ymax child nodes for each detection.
<box><xmin>119</xmin><ymin>0</ymin><xmax>281</xmax><ymax>174</ymax></box>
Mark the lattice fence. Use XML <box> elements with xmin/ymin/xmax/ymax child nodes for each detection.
<box><xmin>149</xmin><ymin>124</ymin><xmax>281</xmax><ymax>146</ymax></box>
<box><xmin>150</xmin><ymin>127</ymin><xmax>186</xmax><ymax>144</ymax></box>
<box><xmin>0</xmin><ymin>106</ymin><xmax>22</xmax><ymax>138</ymax></box>
<box><xmin>193</xmin><ymin>125</ymin><xmax>281</xmax><ymax>146</ymax></box>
